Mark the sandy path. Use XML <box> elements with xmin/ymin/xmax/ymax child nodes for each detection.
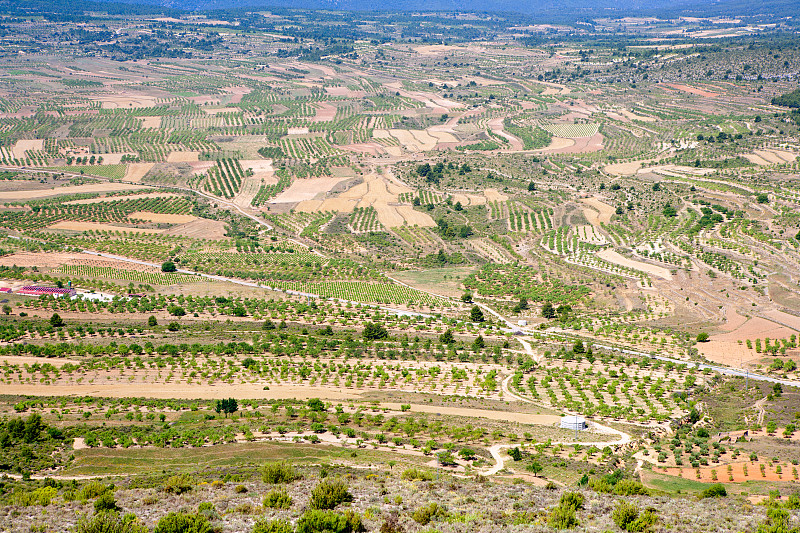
<box><xmin>597</xmin><ymin>249</ymin><xmax>673</xmax><ymax>280</ymax></box>
<box><xmin>0</xmin><ymin>183</ymin><xmax>146</xmax><ymax>201</ymax></box>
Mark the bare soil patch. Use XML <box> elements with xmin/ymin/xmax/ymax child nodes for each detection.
<box><xmin>580</xmin><ymin>197</ymin><xmax>615</xmax><ymax>225</ymax></box>
<box><xmin>312</xmin><ymin>102</ymin><xmax>337</xmax><ymax>122</ymax></box>
<box><xmin>0</xmin><ymin>252</ymin><xmax>83</xmax><ymax>268</ymax></box>
<box><xmin>484</xmin><ymin>188</ymin><xmax>508</xmax><ymax>202</ymax></box>
<box><xmin>664</xmin><ymin>83</ymin><xmax>719</xmax><ymax>98</ymax></box>
<box><xmin>124</xmin><ymin>163</ymin><xmax>155</xmax><ymax>182</ymax></box>
<box><xmin>11</xmin><ymin>139</ymin><xmax>44</xmax><ymax>159</ymax></box>
<box><xmin>166</xmin><ymin>151</ymin><xmax>200</xmax><ymax>163</ymax></box>
<box><xmin>271</xmin><ymin>177</ymin><xmax>349</xmax><ymax>204</ymax></box>
<box><xmin>163</xmin><ymin>218</ymin><xmax>228</xmax><ymax>240</ymax></box>
<box><xmin>597</xmin><ymin>249</ymin><xmax>673</xmax><ymax>280</ymax></box>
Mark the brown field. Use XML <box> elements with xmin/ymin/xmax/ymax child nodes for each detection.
<box><xmin>597</xmin><ymin>249</ymin><xmax>673</xmax><ymax>280</ymax></box>
<box><xmin>484</xmin><ymin>188</ymin><xmax>508</xmax><ymax>202</ymax></box>
<box><xmin>139</xmin><ymin>116</ymin><xmax>161</xmax><ymax>128</ymax></box>
<box><xmin>11</xmin><ymin>139</ymin><xmax>44</xmax><ymax>159</ymax></box>
<box><xmin>660</xmin><ymin>460</ymin><xmax>797</xmax><ymax>483</ymax></box>
<box><xmin>188</xmin><ymin>161</ymin><xmax>216</xmax><ymax>176</ymax></box>
<box><xmin>663</xmin><ymin>83</ymin><xmax>720</xmax><ymax>98</ymax></box>
<box><xmin>271</xmin><ymin>177</ymin><xmax>349</xmax><ymax>204</ymax></box>
<box><xmin>581</xmin><ymin>196</ymin><xmax>615</xmax><ymax>225</ymax></box>
<box><xmin>0</xmin><ymin>251</ymin><xmax>84</xmax><ymax>268</ymax></box>
<box><xmin>312</xmin><ymin>102</ymin><xmax>337</xmax><ymax>122</ymax></box>
<box><xmin>163</xmin><ymin>218</ymin><xmax>228</xmax><ymax>240</ymax></box>
<box><xmin>96</xmin><ymin>94</ymin><xmax>160</xmax><ymax>109</ymax></box>
<box><xmin>124</xmin><ymin>163</ymin><xmax>155</xmax><ymax>182</ymax></box>
<box><xmin>48</xmin><ymin>221</ymin><xmax>163</xmax><ymax>234</ymax></box>
<box><xmin>166</xmin><ymin>151</ymin><xmax>200</xmax><ymax>163</ymax></box>
<box><xmin>698</xmin><ymin>314</ymin><xmax>795</xmax><ymax>366</ymax></box>
<box><xmin>619</xmin><ymin>108</ymin><xmax>656</xmax><ymax>122</ymax></box>
<box><xmin>128</xmin><ymin>211</ymin><xmax>197</xmax><ymax>224</ymax></box>
<box><xmin>0</xmin><ymin>182</ymin><xmax>146</xmax><ymax>201</ymax></box>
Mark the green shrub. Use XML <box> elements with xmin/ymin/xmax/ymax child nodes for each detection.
<box><xmin>785</xmin><ymin>493</ymin><xmax>800</xmax><ymax>510</ymax></box>
<box><xmin>253</xmin><ymin>519</ymin><xmax>294</xmax><ymax>533</ymax></box>
<box><xmin>614</xmin><ymin>480</ymin><xmax>649</xmax><ymax>496</ymax></box>
<box><xmin>611</xmin><ymin>502</ymin><xmax>657</xmax><ymax>532</ymax></box>
<box><xmin>154</xmin><ymin>512</ymin><xmax>211</xmax><ymax>533</ymax></box>
<box><xmin>548</xmin><ymin>504</ymin><xmax>578</xmax><ymax>529</ymax></box>
<box><xmin>700</xmin><ymin>484</ymin><xmax>727</xmax><ymax>498</ymax></box>
<box><xmin>78</xmin><ymin>481</ymin><xmax>109</xmax><ymax>500</ymax></box>
<box><xmin>197</xmin><ymin>502</ymin><xmax>219</xmax><ymax>520</ymax></box>
<box><xmin>559</xmin><ymin>492</ymin><xmax>585</xmax><ymax>510</ymax></box>
<box><xmin>612</xmin><ymin>502</ymin><xmax>640</xmax><ymax>531</ymax></box>
<box><xmin>11</xmin><ymin>486</ymin><xmax>57</xmax><ymax>506</ymax></box>
<box><xmin>587</xmin><ymin>478</ymin><xmax>613</xmax><ymax>493</ymax></box>
<box><xmin>296</xmin><ymin>510</ymin><xmax>365</xmax><ymax>533</ymax></box>
<box><xmin>261</xmin><ymin>462</ymin><xmax>300</xmax><ymax>484</ymax></box>
<box><xmin>400</xmin><ymin>468</ymin><xmax>433</xmax><ymax>481</ymax></box>
<box><xmin>94</xmin><ymin>493</ymin><xmax>120</xmax><ymax>513</ymax></box>
<box><xmin>263</xmin><ymin>489</ymin><xmax>293</xmax><ymax>509</ymax></box>
<box><xmin>75</xmin><ymin>512</ymin><xmax>148</xmax><ymax>533</ymax></box>
<box><xmin>411</xmin><ymin>503</ymin><xmax>447</xmax><ymax>525</ymax></box>
<box><xmin>310</xmin><ymin>479</ymin><xmax>353</xmax><ymax>510</ymax></box>
<box><xmin>164</xmin><ymin>474</ymin><xmax>194</xmax><ymax>495</ymax></box>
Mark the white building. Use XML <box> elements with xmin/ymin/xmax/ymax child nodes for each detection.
<box><xmin>560</xmin><ymin>415</ymin><xmax>587</xmax><ymax>431</ymax></box>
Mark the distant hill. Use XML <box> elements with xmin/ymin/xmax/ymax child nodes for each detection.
<box><xmin>100</xmin><ymin>0</ymin><xmax>800</xmax><ymax>18</ymax></box>
<box><xmin>3</xmin><ymin>0</ymin><xmax>798</xmax><ymax>21</ymax></box>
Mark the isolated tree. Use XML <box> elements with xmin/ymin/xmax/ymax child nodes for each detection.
<box><xmin>460</xmin><ymin>292</ymin><xmax>473</xmax><ymax>303</ymax></box>
<box><xmin>439</xmin><ymin>329</ymin><xmax>455</xmax><ymax>344</ymax></box>
<box><xmin>362</xmin><ymin>322</ymin><xmax>388</xmax><ymax>340</ymax></box>
<box><xmin>49</xmin><ymin>313</ymin><xmax>64</xmax><ymax>328</ymax></box>
<box><xmin>307</xmin><ymin>398</ymin><xmax>326</xmax><ymax>412</ymax></box>
<box><xmin>696</xmin><ymin>332</ymin><xmax>710</xmax><ymax>342</ymax></box>
<box><xmin>470</xmin><ymin>305</ymin><xmax>484</xmax><ymax>323</ymax></box>
<box><xmin>215</xmin><ymin>398</ymin><xmax>238</xmax><ymax>417</ymax></box>
<box><xmin>148</xmin><ymin>316</ymin><xmax>158</xmax><ymax>327</ymax></box>
<box><xmin>472</xmin><ymin>335</ymin><xmax>485</xmax><ymax>350</ymax></box>
<box><xmin>528</xmin><ymin>181</ymin><xmax>536</xmax><ymax>192</ymax></box>
<box><xmin>161</xmin><ymin>261</ymin><xmax>177</xmax><ymax>273</ymax></box>
<box><xmin>2</xmin><ymin>304</ymin><xmax>11</xmax><ymax>315</ymax></box>
<box><xmin>542</xmin><ymin>302</ymin><xmax>556</xmax><ymax>319</ymax></box>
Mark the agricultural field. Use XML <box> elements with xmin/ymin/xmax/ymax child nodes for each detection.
<box><xmin>0</xmin><ymin>2</ymin><xmax>799</xmax><ymax>533</ymax></box>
